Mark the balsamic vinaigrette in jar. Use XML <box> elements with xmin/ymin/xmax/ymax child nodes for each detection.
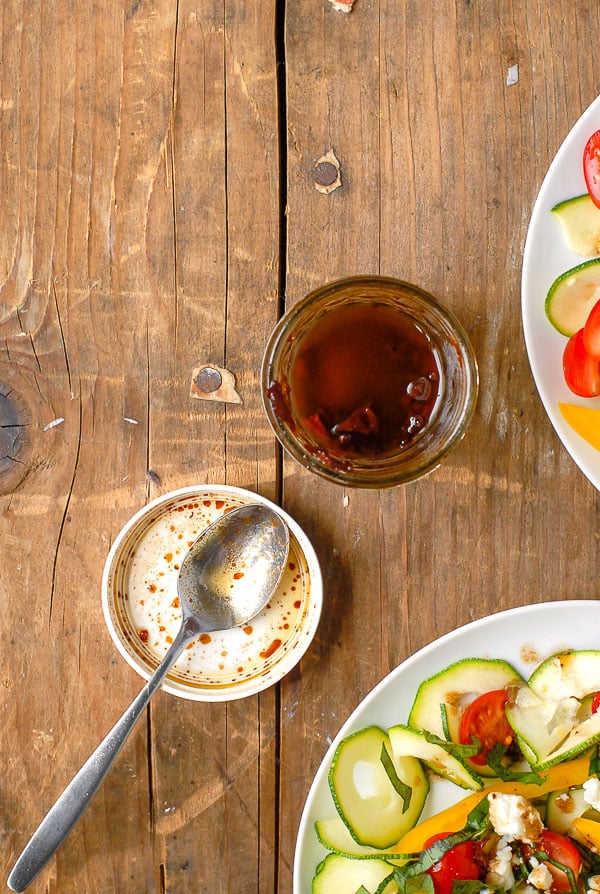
<box><xmin>284</xmin><ymin>302</ymin><xmax>440</xmax><ymax>460</ymax></box>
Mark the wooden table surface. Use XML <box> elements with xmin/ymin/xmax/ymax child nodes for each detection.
<box><xmin>2</xmin><ymin>2</ymin><xmax>600</xmax><ymax>892</ymax></box>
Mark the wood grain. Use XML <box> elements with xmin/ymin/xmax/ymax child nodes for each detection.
<box><xmin>1</xmin><ymin>1</ymin><xmax>599</xmax><ymax>892</ymax></box>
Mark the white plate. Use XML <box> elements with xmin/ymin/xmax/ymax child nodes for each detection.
<box><xmin>293</xmin><ymin>599</ymin><xmax>600</xmax><ymax>893</ymax></box>
<box><xmin>522</xmin><ymin>94</ymin><xmax>600</xmax><ymax>490</ymax></box>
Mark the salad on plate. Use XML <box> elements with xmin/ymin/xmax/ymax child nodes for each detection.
<box><xmin>522</xmin><ymin>94</ymin><xmax>600</xmax><ymax>489</ymax></box>
<box><xmin>293</xmin><ymin>603</ymin><xmax>600</xmax><ymax>894</ymax></box>
<box><xmin>310</xmin><ymin>649</ymin><xmax>600</xmax><ymax>894</ymax></box>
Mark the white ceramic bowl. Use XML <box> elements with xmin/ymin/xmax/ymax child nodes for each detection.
<box><xmin>102</xmin><ymin>485</ymin><xmax>322</xmax><ymax>701</ymax></box>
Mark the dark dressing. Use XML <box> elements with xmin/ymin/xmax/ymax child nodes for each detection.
<box><xmin>286</xmin><ymin>302</ymin><xmax>440</xmax><ymax>459</ymax></box>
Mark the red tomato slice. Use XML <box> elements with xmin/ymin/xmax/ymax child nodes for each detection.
<box><xmin>583</xmin><ymin>297</ymin><xmax>600</xmax><ymax>360</ymax></box>
<box><xmin>423</xmin><ymin>836</ymin><xmax>482</xmax><ymax>894</ymax></box>
<box><xmin>526</xmin><ymin>831</ymin><xmax>581</xmax><ymax>893</ymax></box>
<box><xmin>563</xmin><ymin>328</ymin><xmax>600</xmax><ymax>398</ymax></box>
<box><xmin>584</xmin><ymin>130</ymin><xmax>600</xmax><ymax>209</ymax></box>
<box><xmin>458</xmin><ymin>689</ymin><xmax>513</xmax><ymax>766</ymax></box>
<box><xmin>592</xmin><ymin>691</ymin><xmax>600</xmax><ymax>713</ymax></box>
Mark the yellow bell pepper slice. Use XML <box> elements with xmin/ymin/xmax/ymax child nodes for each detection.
<box><xmin>559</xmin><ymin>402</ymin><xmax>600</xmax><ymax>451</ymax></box>
<box><xmin>393</xmin><ymin>754</ymin><xmax>591</xmax><ymax>855</ymax></box>
<box><xmin>573</xmin><ymin>816</ymin><xmax>600</xmax><ymax>850</ymax></box>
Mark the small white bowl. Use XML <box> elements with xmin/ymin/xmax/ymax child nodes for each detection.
<box><xmin>101</xmin><ymin>485</ymin><xmax>323</xmax><ymax>701</ymax></box>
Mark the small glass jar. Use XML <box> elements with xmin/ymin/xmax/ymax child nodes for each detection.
<box><xmin>261</xmin><ymin>276</ymin><xmax>478</xmax><ymax>488</ymax></box>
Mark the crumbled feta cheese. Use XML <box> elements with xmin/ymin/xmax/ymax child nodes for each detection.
<box><xmin>487</xmin><ymin>792</ymin><xmax>544</xmax><ymax>844</ymax></box>
<box><xmin>584</xmin><ymin>777</ymin><xmax>600</xmax><ymax>811</ymax></box>
<box><xmin>486</xmin><ymin>840</ymin><xmax>515</xmax><ymax>889</ymax></box>
<box><xmin>588</xmin><ymin>874</ymin><xmax>600</xmax><ymax>893</ymax></box>
<box><xmin>528</xmin><ymin>861</ymin><xmax>553</xmax><ymax>890</ymax></box>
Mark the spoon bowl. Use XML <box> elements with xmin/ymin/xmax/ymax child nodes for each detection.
<box><xmin>178</xmin><ymin>502</ymin><xmax>289</xmax><ymax>634</ymax></box>
<box><xmin>7</xmin><ymin>503</ymin><xmax>289</xmax><ymax>893</ymax></box>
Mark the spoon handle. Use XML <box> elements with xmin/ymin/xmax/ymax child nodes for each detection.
<box><xmin>7</xmin><ymin>618</ymin><xmax>201</xmax><ymax>893</ymax></box>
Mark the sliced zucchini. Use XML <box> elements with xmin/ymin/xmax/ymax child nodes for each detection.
<box><xmin>505</xmin><ymin>682</ymin><xmax>578</xmax><ymax>766</ymax></box>
<box><xmin>529</xmin><ymin>650</ymin><xmax>600</xmax><ymax>701</ymax></box>
<box><xmin>407</xmin><ymin>657</ymin><xmax>523</xmax><ymax>776</ymax></box>
<box><xmin>506</xmin><ymin>653</ymin><xmax>600</xmax><ymax>770</ymax></box>
<box><xmin>537</xmin><ymin>712</ymin><xmax>600</xmax><ymax>769</ymax></box>
<box><xmin>328</xmin><ymin>726</ymin><xmax>428</xmax><ymax>849</ymax></box>
<box><xmin>408</xmin><ymin>657</ymin><xmax>523</xmax><ymax>739</ymax></box>
<box><xmin>312</xmin><ymin>853</ymin><xmax>398</xmax><ymax>894</ymax></box>
<box><xmin>315</xmin><ymin>816</ymin><xmax>406</xmax><ymax>860</ymax></box>
<box><xmin>551</xmin><ymin>193</ymin><xmax>600</xmax><ymax>256</ymax></box>
<box><xmin>387</xmin><ymin>724</ymin><xmax>482</xmax><ymax>791</ymax></box>
<box><xmin>545</xmin><ymin>258</ymin><xmax>600</xmax><ymax>336</ymax></box>
<box><xmin>545</xmin><ymin>785</ymin><xmax>600</xmax><ymax>835</ymax></box>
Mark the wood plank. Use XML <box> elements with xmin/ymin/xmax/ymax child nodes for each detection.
<box><xmin>146</xmin><ymin>1</ymin><xmax>281</xmax><ymax>892</ymax></box>
<box><xmin>280</xmin><ymin>0</ymin><xmax>600</xmax><ymax>889</ymax></box>
<box><xmin>1</xmin><ymin>0</ymin><xmax>280</xmax><ymax>890</ymax></box>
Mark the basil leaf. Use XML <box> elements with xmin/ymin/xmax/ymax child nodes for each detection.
<box><xmin>485</xmin><ymin>743</ymin><xmax>546</xmax><ymax>785</ymax></box>
<box><xmin>440</xmin><ymin>703</ymin><xmax>451</xmax><ymax>741</ymax></box>
<box><xmin>589</xmin><ymin>744</ymin><xmax>600</xmax><ymax>779</ymax></box>
<box><xmin>452</xmin><ymin>882</ymin><xmax>493</xmax><ymax>894</ymax></box>
<box><xmin>391</xmin><ymin>868</ymin><xmax>434</xmax><ymax>894</ymax></box>
<box><xmin>421</xmin><ymin>729</ymin><xmax>481</xmax><ymax>759</ymax></box>
<box><xmin>380</xmin><ymin>742</ymin><xmax>412</xmax><ymax>812</ymax></box>
<box><xmin>464</xmin><ymin>796</ymin><xmax>491</xmax><ymax>832</ymax></box>
<box><xmin>405</xmin><ymin>874</ymin><xmax>434</xmax><ymax>894</ymax></box>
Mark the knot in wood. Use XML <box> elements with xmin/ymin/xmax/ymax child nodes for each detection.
<box><xmin>0</xmin><ymin>389</ymin><xmax>27</xmax><ymax>474</ymax></box>
<box><xmin>195</xmin><ymin>366</ymin><xmax>223</xmax><ymax>393</ymax></box>
<box><xmin>314</xmin><ymin>161</ymin><xmax>339</xmax><ymax>188</ymax></box>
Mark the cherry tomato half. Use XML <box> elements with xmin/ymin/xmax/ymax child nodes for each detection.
<box><xmin>458</xmin><ymin>689</ymin><xmax>513</xmax><ymax>766</ymax></box>
<box><xmin>583</xmin><ymin>297</ymin><xmax>600</xmax><ymax>360</ymax></box>
<box><xmin>423</xmin><ymin>835</ymin><xmax>482</xmax><ymax>894</ymax></box>
<box><xmin>584</xmin><ymin>130</ymin><xmax>600</xmax><ymax>209</ymax></box>
<box><xmin>525</xmin><ymin>830</ymin><xmax>581</xmax><ymax>893</ymax></box>
<box><xmin>563</xmin><ymin>328</ymin><xmax>600</xmax><ymax>398</ymax></box>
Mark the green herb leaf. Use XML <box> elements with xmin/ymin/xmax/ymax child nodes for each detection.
<box><xmin>589</xmin><ymin>744</ymin><xmax>600</xmax><ymax>780</ymax></box>
<box><xmin>380</xmin><ymin>742</ymin><xmax>412</xmax><ymax>813</ymax></box>
<box><xmin>452</xmin><ymin>882</ymin><xmax>494</xmax><ymax>894</ymax></box>
<box><xmin>391</xmin><ymin>867</ymin><xmax>435</xmax><ymax>894</ymax></box>
<box><xmin>405</xmin><ymin>873</ymin><xmax>434</xmax><ymax>894</ymax></box>
<box><xmin>485</xmin><ymin>743</ymin><xmax>546</xmax><ymax>785</ymax></box>
<box><xmin>421</xmin><ymin>729</ymin><xmax>481</xmax><ymax>759</ymax></box>
<box><xmin>440</xmin><ymin>703</ymin><xmax>451</xmax><ymax>741</ymax></box>
<box><xmin>464</xmin><ymin>796</ymin><xmax>491</xmax><ymax>831</ymax></box>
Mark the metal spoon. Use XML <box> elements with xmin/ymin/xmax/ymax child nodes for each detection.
<box><xmin>7</xmin><ymin>502</ymin><xmax>289</xmax><ymax>893</ymax></box>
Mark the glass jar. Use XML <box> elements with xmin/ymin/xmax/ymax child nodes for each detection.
<box><xmin>261</xmin><ymin>275</ymin><xmax>478</xmax><ymax>488</ymax></box>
